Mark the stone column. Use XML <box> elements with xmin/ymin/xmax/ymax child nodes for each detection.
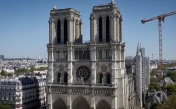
<box><xmin>90</xmin><ymin>14</ymin><xmax>96</xmax><ymax>43</ymax></box>
<box><xmin>67</xmin><ymin>94</ymin><xmax>72</xmax><ymax>109</ymax></box>
<box><xmin>91</xmin><ymin>45</ymin><xmax>96</xmax><ymax>84</ymax></box>
<box><xmin>111</xmin><ymin>46</ymin><xmax>117</xmax><ymax>85</ymax></box>
<box><xmin>90</xmin><ymin>96</ymin><xmax>95</xmax><ymax>109</ymax></box>
<box><xmin>67</xmin><ymin>47</ymin><xmax>73</xmax><ymax>83</ymax></box>
<box><xmin>49</xmin><ymin>18</ymin><xmax>52</xmax><ymax>44</ymax></box>
<box><xmin>73</xmin><ymin>18</ymin><xmax>76</xmax><ymax>43</ymax></box>
<box><xmin>113</xmin><ymin>15</ymin><xmax>117</xmax><ymax>42</ymax></box>
<box><xmin>68</xmin><ymin>17</ymin><xmax>73</xmax><ymax>44</ymax></box>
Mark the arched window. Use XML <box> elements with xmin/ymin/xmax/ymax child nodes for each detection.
<box><xmin>64</xmin><ymin>19</ymin><xmax>68</xmax><ymax>44</ymax></box>
<box><xmin>106</xmin><ymin>73</ymin><xmax>111</xmax><ymax>84</ymax></box>
<box><xmin>58</xmin><ymin>73</ymin><xmax>61</xmax><ymax>82</ymax></box>
<box><xmin>64</xmin><ymin>72</ymin><xmax>68</xmax><ymax>83</ymax></box>
<box><xmin>100</xmin><ymin>73</ymin><xmax>103</xmax><ymax>83</ymax></box>
<box><xmin>57</xmin><ymin>19</ymin><xmax>61</xmax><ymax>44</ymax></box>
<box><xmin>99</xmin><ymin>17</ymin><xmax>103</xmax><ymax>42</ymax></box>
<box><xmin>106</xmin><ymin>16</ymin><xmax>110</xmax><ymax>42</ymax></box>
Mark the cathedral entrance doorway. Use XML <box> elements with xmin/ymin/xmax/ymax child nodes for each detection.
<box><xmin>96</xmin><ymin>99</ymin><xmax>111</xmax><ymax>109</ymax></box>
<box><xmin>53</xmin><ymin>98</ymin><xmax>67</xmax><ymax>109</ymax></box>
<box><xmin>72</xmin><ymin>96</ymin><xmax>90</xmax><ymax>109</ymax></box>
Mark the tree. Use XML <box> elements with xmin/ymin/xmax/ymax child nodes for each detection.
<box><xmin>166</xmin><ymin>84</ymin><xmax>176</xmax><ymax>96</ymax></box>
<box><xmin>148</xmin><ymin>83</ymin><xmax>161</xmax><ymax>91</ymax></box>
<box><xmin>166</xmin><ymin>72</ymin><xmax>176</xmax><ymax>82</ymax></box>
<box><xmin>0</xmin><ymin>69</ymin><xmax>8</xmax><ymax>76</ymax></box>
<box><xmin>150</xmin><ymin>77</ymin><xmax>158</xmax><ymax>83</ymax></box>
<box><xmin>0</xmin><ymin>103</ymin><xmax>11</xmax><ymax>109</ymax></box>
<box><xmin>157</xmin><ymin>93</ymin><xmax>176</xmax><ymax>109</ymax></box>
<box><xmin>150</xmin><ymin>68</ymin><xmax>157</xmax><ymax>76</ymax></box>
<box><xmin>37</xmin><ymin>67</ymin><xmax>47</xmax><ymax>71</ymax></box>
<box><xmin>15</xmin><ymin>68</ymin><xmax>29</xmax><ymax>74</ymax></box>
<box><xmin>163</xmin><ymin>62</ymin><xmax>176</xmax><ymax>70</ymax></box>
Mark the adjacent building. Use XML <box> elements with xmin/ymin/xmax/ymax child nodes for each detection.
<box><xmin>135</xmin><ymin>43</ymin><xmax>150</xmax><ymax>108</ymax></box>
<box><xmin>46</xmin><ymin>0</ymin><xmax>137</xmax><ymax>109</ymax></box>
<box><xmin>0</xmin><ymin>55</ymin><xmax>4</xmax><ymax>60</ymax></box>
<box><xmin>0</xmin><ymin>76</ymin><xmax>45</xmax><ymax>109</ymax></box>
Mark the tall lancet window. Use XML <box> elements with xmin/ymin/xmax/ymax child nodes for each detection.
<box><xmin>106</xmin><ymin>16</ymin><xmax>110</xmax><ymax>42</ymax></box>
<box><xmin>57</xmin><ymin>19</ymin><xmax>61</xmax><ymax>44</ymax></box>
<box><xmin>64</xmin><ymin>19</ymin><xmax>68</xmax><ymax>44</ymax></box>
<box><xmin>99</xmin><ymin>17</ymin><xmax>103</xmax><ymax>42</ymax></box>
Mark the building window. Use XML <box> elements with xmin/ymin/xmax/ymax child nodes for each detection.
<box><xmin>106</xmin><ymin>16</ymin><xmax>110</xmax><ymax>42</ymax></box>
<box><xmin>57</xmin><ymin>19</ymin><xmax>61</xmax><ymax>44</ymax></box>
<box><xmin>64</xmin><ymin>72</ymin><xmax>68</xmax><ymax>83</ymax></box>
<box><xmin>58</xmin><ymin>73</ymin><xmax>61</xmax><ymax>82</ymax></box>
<box><xmin>99</xmin><ymin>73</ymin><xmax>103</xmax><ymax>83</ymax></box>
<box><xmin>99</xmin><ymin>17</ymin><xmax>103</xmax><ymax>42</ymax></box>
<box><xmin>64</xmin><ymin>19</ymin><xmax>68</xmax><ymax>44</ymax></box>
<box><xmin>106</xmin><ymin>73</ymin><xmax>111</xmax><ymax>84</ymax></box>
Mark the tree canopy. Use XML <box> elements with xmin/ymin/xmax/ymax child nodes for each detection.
<box><xmin>0</xmin><ymin>103</ymin><xmax>11</xmax><ymax>109</ymax></box>
<box><xmin>148</xmin><ymin>82</ymin><xmax>161</xmax><ymax>91</ymax></box>
<box><xmin>166</xmin><ymin>84</ymin><xmax>176</xmax><ymax>96</ymax></box>
<box><xmin>166</xmin><ymin>72</ymin><xmax>176</xmax><ymax>82</ymax></box>
<box><xmin>0</xmin><ymin>69</ymin><xmax>8</xmax><ymax>76</ymax></box>
<box><xmin>157</xmin><ymin>93</ymin><xmax>176</xmax><ymax>109</ymax></box>
<box><xmin>15</xmin><ymin>67</ymin><xmax>47</xmax><ymax>74</ymax></box>
<box><xmin>150</xmin><ymin>68</ymin><xmax>157</xmax><ymax>76</ymax></box>
<box><xmin>163</xmin><ymin>62</ymin><xmax>176</xmax><ymax>70</ymax></box>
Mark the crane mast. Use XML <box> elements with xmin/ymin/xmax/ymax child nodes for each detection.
<box><xmin>141</xmin><ymin>11</ymin><xmax>176</xmax><ymax>80</ymax></box>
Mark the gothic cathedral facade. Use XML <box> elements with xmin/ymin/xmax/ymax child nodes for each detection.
<box><xmin>46</xmin><ymin>1</ymin><xmax>133</xmax><ymax>109</ymax></box>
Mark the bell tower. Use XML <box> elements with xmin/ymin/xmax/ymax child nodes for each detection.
<box><xmin>49</xmin><ymin>6</ymin><xmax>83</xmax><ymax>45</ymax></box>
<box><xmin>90</xmin><ymin>1</ymin><xmax>122</xmax><ymax>43</ymax></box>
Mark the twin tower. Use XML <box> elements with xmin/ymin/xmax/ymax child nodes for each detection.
<box><xmin>48</xmin><ymin>1</ymin><xmax>122</xmax><ymax>45</ymax></box>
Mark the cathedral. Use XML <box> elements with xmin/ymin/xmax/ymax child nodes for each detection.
<box><xmin>46</xmin><ymin>0</ymin><xmax>137</xmax><ymax>109</ymax></box>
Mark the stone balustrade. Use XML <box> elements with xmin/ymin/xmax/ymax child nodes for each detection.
<box><xmin>48</xmin><ymin>83</ymin><xmax>116</xmax><ymax>96</ymax></box>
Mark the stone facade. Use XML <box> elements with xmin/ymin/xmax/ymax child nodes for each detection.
<box><xmin>46</xmin><ymin>1</ymin><xmax>136</xmax><ymax>109</ymax></box>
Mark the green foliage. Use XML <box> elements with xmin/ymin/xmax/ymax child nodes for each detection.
<box><xmin>0</xmin><ymin>103</ymin><xmax>11</xmax><ymax>109</ymax></box>
<box><xmin>148</xmin><ymin>82</ymin><xmax>161</xmax><ymax>91</ymax></box>
<box><xmin>157</xmin><ymin>93</ymin><xmax>176</xmax><ymax>109</ymax></box>
<box><xmin>166</xmin><ymin>84</ymin><xmax>176</xmax><ymax>96</ymax></box>
<box><xmin>15</xmin><ymin>67</ymin><xmax>47</xmax><ymax>74</ymax></box>
<box><xmin>163</xmin><ymin>62</ymin><xmax>176</xmax><ymax>70</ymax></box>
<box><xmin>35</xmin><ymin>67</ymin><xmax>47</xmax><ymax>71</ymax></box>
<box><xmin>166</xmin><ymin>72</ymin><xmax>176</xmax><ymax>82</ymax></box>
<box><xmin>15</xmin><ymin>68</ymin><xmax>29</xmax><ymax>74</ymax></box>
<box><xmin>150</xmin><ymin>77</ymin><xmax>158</xmax><ymax>83</ymax></box>
<box><xmin>150</xmin><ymin>68</ymin><xmax>157</xmax><ymax>76</ymax></box>
<box><xmin>0</xmin><ymin>69</ymin><xmax>8</xmax><ymax>76</ymax></box>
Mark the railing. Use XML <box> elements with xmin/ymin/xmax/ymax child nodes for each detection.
<box><xmin>50</xmin><ymin>82</ymin><xmax>115</xmax><ymax>87</ymax></box>
<box><xmin>48</xmin><ymin>85</ymin><xmax>116</xmax><ymax>96</ymax></box>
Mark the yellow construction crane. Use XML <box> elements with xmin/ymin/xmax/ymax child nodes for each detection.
<box><xmin>141</xmin><ymin>11</ymin><xmax>176</xmax><ymax>79</ymax></box>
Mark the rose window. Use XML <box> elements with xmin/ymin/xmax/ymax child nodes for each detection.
<box><xmin>76</xmin><ymin>66</ymin><xmax>91</xmax><ymax>81</ymax></box>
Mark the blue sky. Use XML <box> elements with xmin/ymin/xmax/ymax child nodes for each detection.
<box><xmin>0</xmin><ymin>0</ymin><xmax>175</xmax><ymax>59</ymax></box>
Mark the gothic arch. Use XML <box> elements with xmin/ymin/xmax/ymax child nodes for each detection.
<box><xmin>53</xmin><ymin>98</ymin><xmax>67</xmax><ymax>109</ymax></box>
<box><xmin>64</xmin><ymin>19</ymin><xmax>68</xmax><ymax>44</ymax></box>
<box><xmin>57</xmin><ymin>19</ymin><xmax>61</xmax><ymax>44</ymax></box>
<box><xmin>57</xmin><ymin>72</ymin><xmax>61</xmax><ymax>82</ymax></box>
<box><xmin>72</xmin><ymin>96</ymin><xmax>90</xmax><ymax>109</ymax></box>
<box><xmin>106</xmin><ymin>73</ymin><xmax>111</xmax><ymax>84</ymax></box>
<box><xmin>64</xmin><ymin>72</ymin><xmax>68</xmax><ymax>83</ymax></box>
<box><xmin>96</xmin><ymin>99</ymin><xmax>111</xmax><ymax>109</ymax></box>
<box><xmin>106</xmin><ymin>16</ymin><xmax>110</xmax><ymax>42</ymax></box>
<box><xmin>99</xmin><ymin>16</ymin><xmax>103</xmax><ymax>42</ymax></box>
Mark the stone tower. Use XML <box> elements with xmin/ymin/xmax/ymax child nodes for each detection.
<box><xmin>46</xmin><ymin>1</ymin><xmax>129</xmax><ymax>109</ymax></box>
